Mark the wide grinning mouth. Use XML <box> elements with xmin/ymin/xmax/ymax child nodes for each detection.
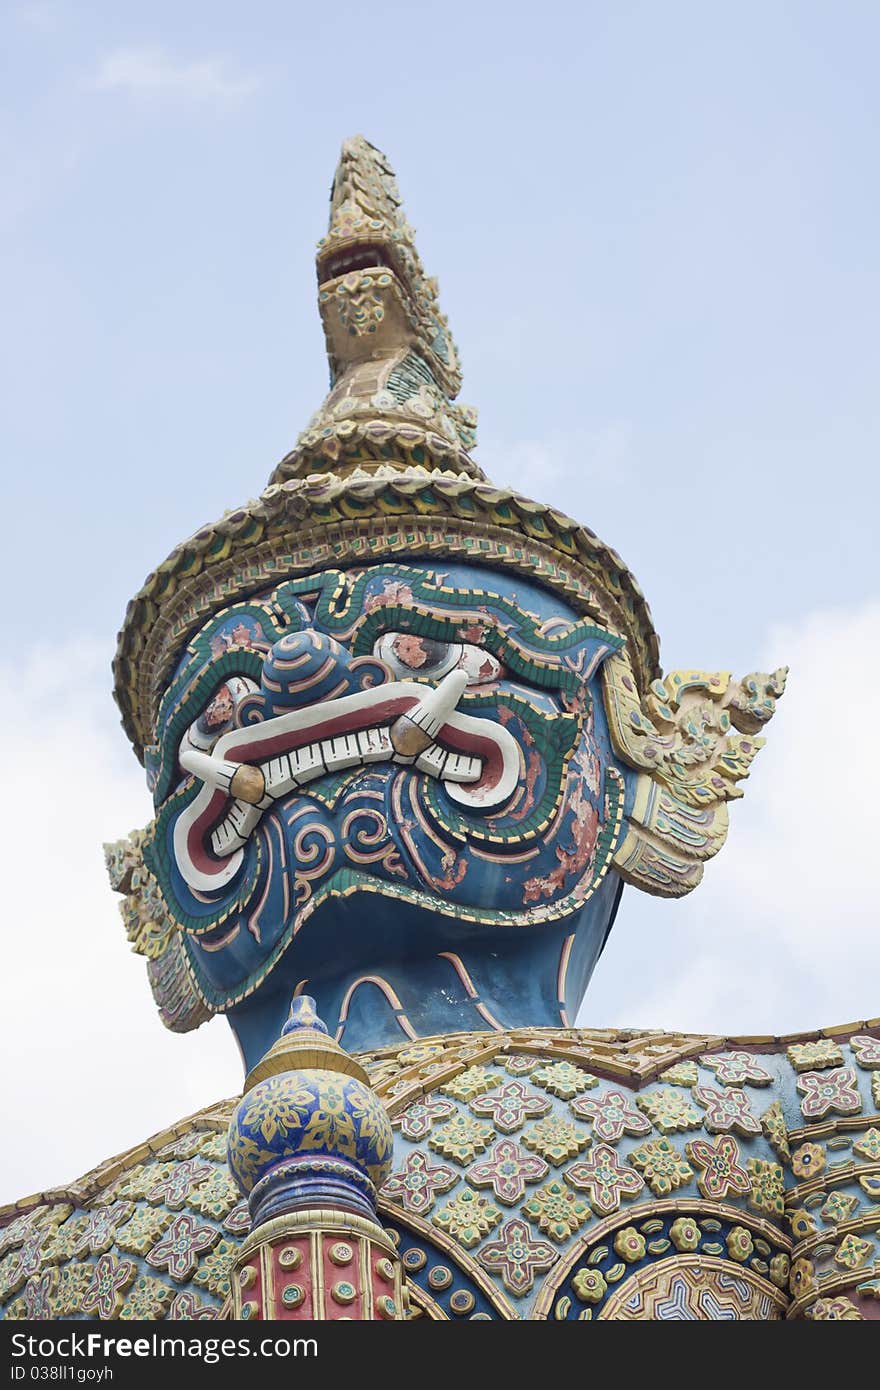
<box><xmin>173</xmin><ymin>673</ymin><xmax>520</xmax><ymax>893</ymax></box>
<box><xmin>317</xmin><ymin>239</ymin><xmax>398</xmax><ymax>287</ymax></box>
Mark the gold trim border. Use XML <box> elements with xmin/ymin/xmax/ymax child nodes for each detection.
<box><xmin>599</xmin><ymin>1252</ymin><xmax>788</xmax><ymax>1321</ymax></box>
<box><xmin>376</xmin><ymin>1196</ymin><xmax>518</xmax><ymax>1320</ymax></box>
<box><xmin>531</xmin><ymin>1197</ymin><xmax>792</xmax><ymax>1319</ymax></box>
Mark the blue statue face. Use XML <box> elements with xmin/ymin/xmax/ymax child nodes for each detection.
<box><xmin>144</xmin><ymin>562</ymin><xmax>631</xmax><ymax>1041</ymax></box>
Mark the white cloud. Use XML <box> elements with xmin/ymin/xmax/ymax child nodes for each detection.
<box><xmin>586</xmin><ymin>597</ymin><xmax>880</xmax><ymax>1034</ymax></box>
<box><xmin>91</xmin><ymin>46</ymin><xmax>259</xmax><ymax>106</ymax></box>
<box><xmin>0</xmin><ymin>639</ymin><xmax>241</xmax><ymax>1205</ymax></box>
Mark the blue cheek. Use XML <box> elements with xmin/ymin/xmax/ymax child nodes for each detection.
<box><xmin>161</xmin><ymin>812</ymin><xmax>247</xmax><ymax>921</ymax></box>
<box><xmin>189</xmin><ymin>906</ymin><xmax>284</xmax><ymax>994</ymax></box>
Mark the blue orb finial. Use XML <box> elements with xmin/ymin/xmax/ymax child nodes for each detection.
<box><xmin>282</xmin><ymin>994</ymin><xmax>329</xmax><ymax>1037</ymax></box>
<box><xmin>227</xmin><ymin>988</ymin><xmax>394</xmax><ymax>1225</ymax></box>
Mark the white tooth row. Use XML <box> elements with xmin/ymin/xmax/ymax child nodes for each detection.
<box><xmin>209</xmin><ymin>727</ymin><xmax>481</xmax><ymax>857</ymax></box>
<box><xmin>212</xmin><ymin>801</ymin><xmax>264</xmax><ymax>855</ymax></box>
<box><xmin>413</xmin><ymin>744</ymin><xmax>480</xmax><ymax>781</ymax></box>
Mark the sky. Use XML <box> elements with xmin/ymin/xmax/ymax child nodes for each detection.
<box><xmin>1</xmin><ymin>1</ymin><xmax>879</xmax><ymax>1202</ymax></box>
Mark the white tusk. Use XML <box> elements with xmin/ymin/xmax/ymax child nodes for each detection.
<box><xmin>390</xmin><ymin>668</ymin><xmax>468</xmax><ymax>757</ymax></box>
<box><xmin>180</xmin><ymin>748</ymin><xmax>238</xmax><ymax>791</ymax></box>
<box><xmin>180</xmin><ymin>749</ymin><xmax>270</xmax><ymax>807</ymax></box>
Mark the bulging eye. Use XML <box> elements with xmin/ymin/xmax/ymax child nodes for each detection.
<box><xmin>180</xmin><ymin>676</ymin><xmax>258</xmax><ymax>757</ymax></box>
<box><xmin>457</xmin><ymin>644</ymin><xmax>505</xmax><ymax>684</ymax></box>
<box><xmin>375</xmin><ymin>632</ymin><xmax>461</xmax><ymax>679</ymax></box>
<box><xmin>374</xmin><ymin>632</ymin><xmax>505</xmax><ymax>685</ymax></box>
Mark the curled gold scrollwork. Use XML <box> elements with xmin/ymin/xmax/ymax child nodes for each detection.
<box><xmin>602</xmin><ymin>652</ymin><xmax>787</xmax><ymax>898</ymax></box>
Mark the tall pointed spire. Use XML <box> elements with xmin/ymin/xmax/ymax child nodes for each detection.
<box><xmin>113</xmin><ymin>136</ymin><xmax>662</xmax><ymax>761</ymax></box>
<box><xmin>270</xmin><ymin>136</ymin><xmax>481</xmax><ymax>484</ymax></box>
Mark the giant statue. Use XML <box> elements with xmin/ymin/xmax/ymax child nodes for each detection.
<box><xmin>2</xmin><ymin>138</ymin><xmax>877</xmax><ymax>1323</ymax></box>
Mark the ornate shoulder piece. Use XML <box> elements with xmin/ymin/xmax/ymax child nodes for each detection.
<box><xmin>104</xmin><ymin>829</ymin><xmax>211</xmax><ymax>1032</ymax></box>
<box><xmin>603</xmin><ymin>654</ymin><xmax>787</xmax><ymax>897</ymax></box>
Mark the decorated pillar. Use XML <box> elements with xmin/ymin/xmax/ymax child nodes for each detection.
<box><xmin>225</xmin><ymin>995</ymin><xmax>404</xmax><ymax>1319</ymax></box>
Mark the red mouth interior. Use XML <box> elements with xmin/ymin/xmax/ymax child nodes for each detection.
<box><xmin>222</xmin><ymin>693</ymin><xmax>416</xmax><ymax>763</ymax></box>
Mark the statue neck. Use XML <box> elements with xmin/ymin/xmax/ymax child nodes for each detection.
<box><xmin>227</xmin><ymin>875</ymin><xmax>623</xmax><ymax>1072</ymax></box>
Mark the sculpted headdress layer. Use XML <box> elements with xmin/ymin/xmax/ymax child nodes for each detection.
<box><xmin>112</xmin><ymin>135</ymin><xmax>660</xmax><ymax>762</ymax></box>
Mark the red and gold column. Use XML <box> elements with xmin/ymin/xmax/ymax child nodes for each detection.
<box><xmin>233</xmin><ymin>1210</ymin><xmax>403</xmax><ymax>1320</ymax></box>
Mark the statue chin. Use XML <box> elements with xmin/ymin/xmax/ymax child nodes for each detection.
<box><xmin>222</xmin><ymin>865</ymin><xmax>626</xmax><ymax>1067</ymax></box>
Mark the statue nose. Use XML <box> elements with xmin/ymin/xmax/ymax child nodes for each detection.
<box><xmin>261</xmin><ymin>628</ymin><xmax>354</xmax><ymax>711</ymax></box>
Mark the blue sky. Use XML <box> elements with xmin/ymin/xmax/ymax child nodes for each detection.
<box><xmin>2</xmin><ymin>2</ymin><xmax>879</xmax><ymax>1197</ymax></box>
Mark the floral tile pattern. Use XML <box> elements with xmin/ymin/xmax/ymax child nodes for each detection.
<box><xmin>2</xmin><ymin>1024</ymin><xmax>878</xmax><ymax>1322</ymax></box>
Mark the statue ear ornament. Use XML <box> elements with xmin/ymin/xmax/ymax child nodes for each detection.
<box><xmin>603</xmin><ymin>655</ymin><xmax>788</xmax><ymax>897</ymax></box>
<box><xmin>11</xmin><ymin>136</ymin><xmax>878</xmax><ymax>1330</ymax></box>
